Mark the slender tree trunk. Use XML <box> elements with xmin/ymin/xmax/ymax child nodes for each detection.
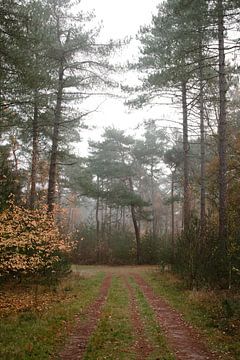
<box><xmin>122</xmin><ymin>206</ymin><xmax>126</xmax><ymax>231</ymax></box>
<box><xmin>150</xmin><ymin>161</ymin><xmax>156</xmax><ymax>238</ymax></box>
<box><xmin>199</xmin><ymin>42</ymin><xmax>206</xmax><ymax>239</ymax></box>
<box><xmin>182</xmin><ymin>81</ymin><xmax>190</xmax><ymax>231</ymax></box>
<box><xmin>165</xmin><ymin>207</ymin><xmax>169</xmax><ymax>234</ymax></box>
<box><xmin>30</xmin><ymin>90</ymin><xmax>39</xmax><ymax>209</ymax></box>
<box><xmin>96</xmin><ymin>176</ymin><xmax>100</xmax><ymax>262</ymax></box>
<box><xmin>108</xmin><ymin>206</ymin><xmax>112</xmax><ymax>242</ymax></box>
<box><xmin>108</xmin><ymin>179</ymin><xmax>112</xmax><ymax>237</ymax></box>
<box><xmin>217</xmin><ymin>0</ymin><xmax>227</xmax><ymax>251</ymax></box>
<box><xmin>101</xmin><ymin>199</ymin><xmax>105</xmax><ymax>240</ymax></box>
<box><xmin>129</xmin><ymin>177</ymin><xmax>141</xmax><ymax>264</ymax></box>
<box><xmin>11</xmin><ymin>137</ymin><xmax>18</xmax><ymax>173</ymax></box>
<box><xmin>103</xmin><ymin>203</ymin><xmax>108</xmax><ymax>240</ymax></box>
<box><xmin>116</xmin><ymin>207</ymin><xmax>119</xmax><ymax>229</ymax></box>
<box><xmin>47</xmin><ymin>62</ymin><xmax>64</xmax><ymax>212</ymax></box>
<box><xmin>131</xmin><ymin>204</ymin><xmax>141</xmax><ymax>264</ymax></box>
<box><xmin>171</xmin><ymin>170</ymin><xmax>175</xmax><ymax>257</ymax></box>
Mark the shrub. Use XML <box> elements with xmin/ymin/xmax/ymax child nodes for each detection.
<box><xmin>141</xmin><ymin>232</ymin><xmax>161</xmax><ymax>264</ymax></box>
<box><xmin>0</xmin><ymin>200</ymin><xmax>71</xmax><ymax>280</ymax></box>
<box><xmin>70</xmin><ymin>224</ymin><xmax>137</xmax><ymax>265</ymax></box>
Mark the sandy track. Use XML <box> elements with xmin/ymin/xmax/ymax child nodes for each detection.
<box><xmin>58</xmin><ymin>267</ymin><xmax>221</xmax><ymax>360</ymax></box>
<box><xmin>132</xmin><ymin>273</ymin><xmax>218</xmax><ymax>360</ymax></box>
<box><xmin>59</xmin><ymin>274</ymin><xmax>112</xmax><ymax>360</ymax></box>
<box><xmin>123</xmin><ymin>276</ymin><xmax>154</xmax><ymax>359</ymax></box>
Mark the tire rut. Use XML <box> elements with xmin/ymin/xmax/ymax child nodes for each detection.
<box><xmin>122</xmin><ymin>275</ymin><xmax>154</xmax><ymax>360</ymax></box>
<box><xmin>59</xmin><ymin>274</ymin><xmax>112</xmax><ymax>360</ymax></box>
<box><xmin>132</xmin><ymin>273</ymin><xmax>219</xmax><ymax>360</ymax></box>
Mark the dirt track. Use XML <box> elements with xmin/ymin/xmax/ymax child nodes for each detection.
<box><xmin>59</xmin><ymin>274</ymin><xmax>112</xmax><ymax>360</ymax></box>
<box><xmin>58</xmin><ymin>266</ymin><xmax>219</xmax><ymax>360</ymax></box>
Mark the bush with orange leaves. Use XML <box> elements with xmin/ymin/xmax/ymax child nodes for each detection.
<box><xmin>0</xmin><ymin>200</ymin><xmax>71</xmax><ymax>279</ymax></box>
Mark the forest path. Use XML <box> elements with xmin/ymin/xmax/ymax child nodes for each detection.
<box><xmin>132</xmin><ymin>273</ymin><xmax>218</xmax><ymax>360</ymax></box>
<box><xmin>58</xmin><ymin>266</ymin><xmax>219</xmax><ymax>360</ymax></box>
<box><xmin>59</xmin><ymin>273</ymin><xmax>112</xmax><ymax>360</ymax></box>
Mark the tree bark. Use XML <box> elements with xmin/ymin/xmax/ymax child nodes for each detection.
<box><xmin>171</xmin><ymin>170</ymin><xmax>175</xmax><ymax>257</ymax></box>
<box><xmin>150</xmin><ymin>161</ymin><xmax>156</xmax><ymax>238</ymax></box>
<box><xmin>47</xmin><ymin>62</ymin><xmax>64</xmax><ymax>212</ymax></box>
<box><xmin>96</xmin><ymin>176</ymin><xmax>100</xmax><ymax>262</ymax></box>
<box><xmin>29</xmin><ymin>89</ymin><xmax>39</xmax><ymax>209</ymax></box>
<box><xmin>199</xmin><ymin>41</ymin><xmax>206</xmax><ymax>239</ymax></box>
<box><xmin>182</xmin><ymin>81</ymin><xmax>190</xmax><ymax>232</ymax></box>
<box><xmin>109</xmin><ymin>205</ymin><xmax>112</xmax><ymax>236</ymax></box>
<box><xmin>122</xmin><ymin>206</ymin><xmax>126</xmax><ymax>231</ymax></box>
<box><xmin>217</xmin><ymin>0</ymin><xmax>227</xmax><ymax>251</ymax></box>
<box><xmin>131</xmin><ymin>204</ymin><xmax>141</xmax><ymax>264</ymax></box>
<box><xmin>129</xmin><ymin>177</ymin><xmax>141</xmax><ymax>264</ymax></box>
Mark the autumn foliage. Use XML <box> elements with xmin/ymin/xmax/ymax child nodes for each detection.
<box><xmin>0</xmin><ymin>200</ymin><xmax>70</xmax><ymax>279</ymax></box>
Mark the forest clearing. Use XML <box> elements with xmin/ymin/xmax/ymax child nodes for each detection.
<box><xmin>0</xmin><ymin>266</ymin><xmax>240</xmax><ymax>359</ymax></box>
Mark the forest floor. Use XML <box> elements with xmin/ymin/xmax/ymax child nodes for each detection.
<box><xmin>0</xmin><ymin>265</ymin><xmax>239</xmax><ymax>360</ymax></box>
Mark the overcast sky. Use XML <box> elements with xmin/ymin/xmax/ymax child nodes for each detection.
<box><xmin>81</xmin><ymin>0</ymin><xmax>161</xmax><ymax>39</ymax></box>
<box><xmin>77</xmin><ymin>0</ymin><xmax>175</xmax><ymax>154</ymax></box>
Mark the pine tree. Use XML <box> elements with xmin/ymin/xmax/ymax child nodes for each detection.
<box><xmin>46</xmin><ymin>0</ymin><xmax>116</xmax><ymax>212</ymax></box>
<box><xmin>133</xmin><ymin>120</ymin><xmax>167</xmax><ymax>237</ymax></box>
<box><xmin>132</xmin><ymin>0</ymin><xmax>200</xmax><ymax>231</ymax></box>
<box><xmin>86</xmin><ymin>128</ymin><xmax>149</xmax><ymax>263</ymax></box>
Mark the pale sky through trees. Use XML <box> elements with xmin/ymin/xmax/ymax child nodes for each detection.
<box><xmin>77</xmin><ymin>0</ymin><xmax>178</xmax><ymax>154</ymax></box>
<box><xmin>81</xmin><ymin>0</ymin><xmax>161</xmax><ymax>40</ymax></box>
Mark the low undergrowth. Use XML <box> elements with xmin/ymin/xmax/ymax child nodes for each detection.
<box><xmin>0</xmin><ymin>272</ymin><xmax>105</xmax><ymax>360</ymax></box>
<box><xmin>144</xmin><ymin>270</ymin><xmax>240</xmax><ymax>360</ymax></box>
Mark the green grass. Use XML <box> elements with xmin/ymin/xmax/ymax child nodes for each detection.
<box><xmin>0</xmin><ymin>272</ymin><xmax>105</xmax><ymax>360</ymax></box>
<box><xmin>144</xmin><ymin>270</ymin><xmax>240</xmax><ymax>360</ymax></box>
<box><xmin>129</xmin><ymin>277</ymin><xmax>175</xmax><ymax>360</ymax></box>
<box><xmin>83</xmin><ymin>275</ymin><xmax>135</xmax><ymax>360</ymax></box>
<box><xmin>2</xmin><ymin>266</ymin><xmax>238</xmax><ymax>360</ymax></box>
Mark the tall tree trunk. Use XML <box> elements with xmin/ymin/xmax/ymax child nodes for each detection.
<box><xmin>103</xmin><ymin>203</ymin><xmax>108</xmax><ymax>241</ymax></box>
<box><xmin>182</xmin><ymin>81</ymin><xmax>190</xmax><ymax>232</ymax></box>
<box><xmin>217</xmin><ymin>0</ymin><xmax>227</xmax><ymax>252</ymax></box>
<box><xmin>96</xmin><ymin>177</ymin><xmax>100</xmax><ymax>263</ymax></box>
<box><xmin>150</xmin><ymin>161</ymin><xmax>156</xmax><ymax>238</ymax></box>
<box><xmin>101</xmin><ymin>199</ymin><xmax>105</xmax><ymax>240</ymax></box>
<box><xmin>171</xmin><ymin>170</ymin><xmax>175</xmax><ymax>257</ymax></box>
<box><xmin>199</xmin><ymin>41</ymin><xmax>206</xmax><ymax>239</ymax></box>
<box><xmin>109</xmin><ymin>206</ymin><xmax>112</xmax><ymax>237</ymax></box>
<box><xmin>129</xmin><ymin>177</ymin><xmax>141</xmax><ymax>264</ymax></box>
<box><xmin>122</xmin><ymin>206</ymin><xmax>126</xmax><ymax>231</ymax></box>
<box><xmin>47</xmin><ymin>62</ymin><xmax>64</xmax><ymax>212</ymax></box>
<box><xmin>116</xmin><ymin>207</ymin><xmax>119</xmax><ymax>229</ymax></box>
<box><xmin>30</xmin><ymin>90</ymin><xmax>39</xmax><ymax>209</ymax></box>
<box><xmin>131</xmin><ymin>203</ymin><xmax>141</xmax><ymax>264</ymax></box>
<box><xmin>108</xmin><ymin>178</ymin><xmax>112</xmax><ymax>238</ymax></box>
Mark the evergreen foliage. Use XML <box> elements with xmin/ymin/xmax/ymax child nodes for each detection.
<box><xmin>0</xmin><ymin>0</ymin><xmax>240</xmax><ymax>287</ymax></box>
